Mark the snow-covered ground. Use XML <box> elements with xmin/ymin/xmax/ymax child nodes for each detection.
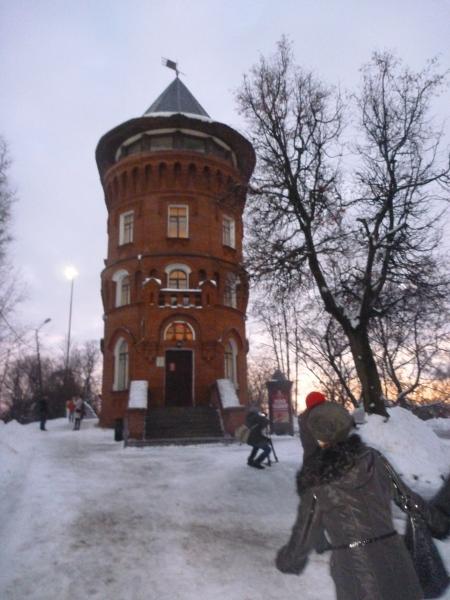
<box><xmin>0</xmin><ymin>408</ymin><xmax>449</xmax><ymax>600</ymax></box>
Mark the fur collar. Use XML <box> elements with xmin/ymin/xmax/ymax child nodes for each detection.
<box><xmin>297</xmin><ymin>434</ymin><xmax>371</xmax><ymax>493</ymax></box>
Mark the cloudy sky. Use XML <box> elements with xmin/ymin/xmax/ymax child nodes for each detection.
<box><xmin>1</xmin><ymin>0</ymin><xmax>449</xmax><ymax>357</ymax></box>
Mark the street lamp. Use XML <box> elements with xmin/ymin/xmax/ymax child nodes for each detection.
<box><xmin>35</xmin><ymin>318</ymin><xmax>51</xmax><ymax>396</ymax></box>
<box><xmin>64</xmin><ymin>266</ymin><xmax>78</xmax><ymax>371</ymax></box>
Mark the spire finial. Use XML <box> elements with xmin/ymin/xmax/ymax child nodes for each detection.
<box><xmin>161</xmin><ymin>57</ymin><xmax>184</xmax><ymax>78</ymax></box>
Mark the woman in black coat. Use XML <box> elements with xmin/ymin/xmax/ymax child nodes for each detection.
<box><xmin>276</xmin><ymin>402</ymin><xmax>446</xmax><ymax>600</ymax></box>
<box><xmin>432</xmin><ymin>474</ymin><xmax>450</xmax><ymax>538</ymax></box>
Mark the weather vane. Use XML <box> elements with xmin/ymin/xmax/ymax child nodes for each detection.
<box><xmin>161</xmin><ymin>57</ymin><xmax>185</xmax><ymax>78</ymax></box>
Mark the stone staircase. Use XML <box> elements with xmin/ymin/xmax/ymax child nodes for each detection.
<box><xmin>143</xmin><ymin>406</ymin><xmax>225</xmax><ymax>444</ymax></box>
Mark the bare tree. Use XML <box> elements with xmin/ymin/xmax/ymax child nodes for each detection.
<box><xmin>0</xmin><ymin>138</ymin><xmax>22</xmax><ymax>344</ymax></box>
<box><xmin>2</xmin><ymin>354</ymin><xmax>57</xmax><ymax>422</ymax></box>
<box><xmin>247</xmin><ymin>353</ymin><xmax>277</xmax><ymax>412</ymax></box>
<box><xmin>295</xmin><ymin>313</ymin><xmax>359</xmax><ymax>407</ymax></box>
<box><xmin>71</xmin><ymin>340</ymin><xmax>101</xmax><ymax>403</ymax></box>
<box><xmin>371</xmin><ymin>296</ymin><xmax>450</xmax><ymax>406</ymax></box>
<box><xmin>238</xmin><ymin>40</ymin><xmax>450</xmax><ymax>415</ymax></box>
<box><xmin>252</xmin><ymin>287</ymin><xmax>304</xmax><ymax>411</ymax></box>
<box><xmin>1</xmin><ymin>339</ymin><xmax>102</xmax><ymax>422</ymax></box>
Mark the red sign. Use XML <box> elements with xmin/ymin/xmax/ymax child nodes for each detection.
<box><xmin>270</xmin><ymin>389</ymin><xmax>290</xmax><ymax>424</ymax></box>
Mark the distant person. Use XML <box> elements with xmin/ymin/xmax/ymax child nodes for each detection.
<box><xmin>245</xmin><ymin>406</ymin><xmax>271</xmax><ymax>470</ymax></box>
<box><xmin>73</xmin><ymin>396</ymin><xmax>85</xmax><ymax>431</ymax></box>
<box><xmin>38</xmin><ymin>394</ymin><xmax>48</xmax><ymax>431</ymax></box>
<box><xmin>66</xmin><ymin>398</ymin><xmax>75</xmax><ymax>422</ymax></box>
<box><xmin>276</xmin><ymin>402</ymin><xmax>448</xmax><ymax>600</ymax></box>
<box><xmin>298</xmin><ymin>391</ymin><xmax>326</xmax><ymax>461</ymax></box>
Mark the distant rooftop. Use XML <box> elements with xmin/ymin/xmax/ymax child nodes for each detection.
<box><xmin>144</xmin><ymin>77</ymin><xmax>210</xmax><ymax>118</ymax></box>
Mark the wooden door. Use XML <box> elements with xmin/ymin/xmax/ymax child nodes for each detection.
<box><xmin>165</xmin><ymin>350</ymin><xmax>193</xmax><ymax>406</ymax></box>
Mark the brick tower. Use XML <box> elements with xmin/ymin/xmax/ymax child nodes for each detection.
<box><xmin>96</xmin><ymin>76</ymin><xmax>255</xmax><ymax>434</ymax></box>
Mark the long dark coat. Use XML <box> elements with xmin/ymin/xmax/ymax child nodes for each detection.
<box><xmin>432</xmin><ymin>474</ymin><xmax>450</xmax><ymax>538</ymax></box>
<box><xmin>276</xmin><ymin>435</ymin><xmax>445</xmax><ymax>600</ymax></box>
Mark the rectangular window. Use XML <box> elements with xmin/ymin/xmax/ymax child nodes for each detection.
<box><xmin>224</xmin><ymin>350</ymin><xmax>234</xmax><ymax>381</ymax></box>
<box><xmin>222</xmin><ymin>216</ymin><xmax>236</xmax><ymax>248</ymax></box>
<box><xmin>151</xmin><ymin>135</ymin><xmax>173</xmax><ymax>150</ymax></box>
<box><xmin>117</xmin><ymin>351</ymin><xmax>129</xmax><ymax>390</ymax></box>
<box><xmin>168</xmin><ymin>205</ymin><xmax>189</xmax><ymax>238</ymax></box>
<box><xmin>120</xmin><ymin>277</ymin><xmax>131</xmax><ymax>306</ymax></box>
<box><xmin>119</xmin><ymin>211</ymin><xmax>134</xmax><ymax>245</ymax></box>
<box><xmin>224</xmin><ymin>274</ymin><xmax>237</xmax><ymax>308</ymax></box>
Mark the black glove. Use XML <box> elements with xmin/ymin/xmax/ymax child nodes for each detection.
<box><xmin>275</xmin><ymin>545</ymin><xmax>307</xmax><ymax>575</ymax></box>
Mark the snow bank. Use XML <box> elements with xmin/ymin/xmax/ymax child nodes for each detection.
<box><xmin>358</xmin><ymin>407</ymin><xmax>450</xmax><ymax>487</ymax></box>
<box><xmin>425</xmin><ymin>417</ymin><xmax>450</xmax><ymax>436</ymax></box>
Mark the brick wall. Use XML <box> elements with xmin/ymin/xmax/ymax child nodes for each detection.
<box><xmin>98</xmin><ymin>120</ymin><xmax>254</xmax><ymax>428</ymax></box>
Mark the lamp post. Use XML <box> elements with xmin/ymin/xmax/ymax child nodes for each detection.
<box><xmin>64</xmin><ymin>266</ymin><xmax>78</xmax><ymax>372</ymax></box>
<box><xmin>35</xmin><ymin>318</ymin><xmax>51</xmax><ymax>397</ymax></box>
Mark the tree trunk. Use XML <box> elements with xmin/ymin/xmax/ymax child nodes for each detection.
<box><xmin>347</xmin><ymin>328</ymin><xmax>389</xmax><ymax>417</ymax></box>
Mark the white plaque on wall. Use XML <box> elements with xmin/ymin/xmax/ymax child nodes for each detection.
<box><xmin>156</xmin><ymin>356</ymin><xmax>165</xmax><ymax>368</ymax></box>
<box><xmin>128</xmin><ymin>380</ymin><xmax>148</xmax><ymax>409</ymax></box>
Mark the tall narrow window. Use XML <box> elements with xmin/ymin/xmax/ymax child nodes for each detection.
<box><xmin>168</xmin><ymin>205</ymin><xmax>188</xmax><ymax>238</ymax></box>
<box><xmin>112</xmin><ymin>270</ymin><xmax>130</xmax><ymax>307</ymax></box>
<box><xmin>224</xmin><ymin>273</ymin><xmax>237</xmax><ymax>308</ymax></box>
<box><xmin>119</xmin><ymin>211</ymin><xmax>134</xmax><ymax>245</ymax></box>
<box><xmin>224</xmin><ymin>339</ymin><xmax>238</xmax><ymax>388</ymax></box>
<box><xmin>114</xmin><ymin>338</ymin><xmax>129</xmax><ymax>391</ymax></box>
<box><xmin>222</xmin><ymin>215</ymin><xmax>236</xmax><ymax>248</ymax></box>
<box><xmin>120</xmin><ymin>275</ymin><xmax>131</xmax><ymax>305</ymax></box>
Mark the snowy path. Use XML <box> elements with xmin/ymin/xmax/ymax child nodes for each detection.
<box><xmin>0</xmin><ymin>414</ymin><xmax>449</xmax><ymax>600</ymax></box>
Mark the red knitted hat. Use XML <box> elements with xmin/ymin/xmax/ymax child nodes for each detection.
<box><xmin>305</xmin><ymin>391</ymin><xmax>327</xmax><ymax>409</ymax></box>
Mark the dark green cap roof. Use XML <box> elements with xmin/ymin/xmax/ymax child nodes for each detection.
<box><xmin>144</xmin><ymin>77</ymin><xmax>210</xmax><ymax>118</ymax></box>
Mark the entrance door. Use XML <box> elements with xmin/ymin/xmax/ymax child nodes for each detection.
<box><xmin>165</xmin><ymin>350</ymin><xmax>193</xmax><ymax>406</ymax></box>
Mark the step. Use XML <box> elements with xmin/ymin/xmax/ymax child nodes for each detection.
<box><xmin>144</xmin><ymin>406</ymin><xmax>224</xmax><ymax>440</ymax></box>
<box><xmin>126</xmin><ymin>437</ymin><xmax>235</xmax><ymax>447</ymax></box>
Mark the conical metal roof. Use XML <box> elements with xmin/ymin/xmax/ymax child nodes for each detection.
<box><xmin>144</xmin><ymin>77</ymin><xmax>210</xmax><ymax>118</ymax></box>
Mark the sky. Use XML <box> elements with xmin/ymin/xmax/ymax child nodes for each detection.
<box><xmin>1</xmin><ymin>0</ymin><xmax>449</xmax><ymax>359</ymax></box>
<box><xmin>0</xmin><ymin>407</ymin><xmax>449</xmax><ymax>599</ymax></box>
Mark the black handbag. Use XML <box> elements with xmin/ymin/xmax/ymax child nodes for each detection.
<box><xmin>404</xmin><ymin>511</ymin><xmax>449</xmax><ymax>599</ymax></box>
<box><xmin>382</xmin><ymin>456</ymin><xmax>449</xmax><ymax>599</ymax></box>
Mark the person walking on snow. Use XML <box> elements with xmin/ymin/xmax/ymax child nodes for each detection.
<box><xmin>66</xmin><ymin>398</ymin><xmax>75</xmax><ymax>422</ymax></box>
<box><xmin>38</xmin><ymin>394</ymin><xmax>48</xmax><ymax>431</ymax></box>
<box><xmin>73</xmin><ymin>396</ymin><xmax>85</xmax><ymax>431</ymax></box>
<box><xmin>245</xmin><ymin>407</ymin><xmax>271</xmax><ymax>470</ymax></box>
<box><xmin>276</xmin><ymin>402</ymin><xmax>448</xmax><ymax>600</ymax></box>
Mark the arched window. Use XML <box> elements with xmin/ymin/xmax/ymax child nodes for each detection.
<box><xmin>165</xmin><ymin>264</ymin><xmax>191</xmax><ymax>289</ymax></box>
<box><xmin>164</xmin><ymin>321</ymin><xmax>194</xmax><ymax>342</ymax></box>
<box><xmin>113</xmin><ymin>338</ymin><xmax>129</xmax><ymax>391</ymax></box>
<box><xmin>112</xmin><ymin>270</ymin><xmax>131</xmax><ymax>307</ymax></box>
<box><xmin>224</xmin><ymin>339</ymin><xmax>238</xmax><ymax>388</ymax></box>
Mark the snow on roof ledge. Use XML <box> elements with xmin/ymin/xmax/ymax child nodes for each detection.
<box><xmin>128</xmin><ymin>380</ymin><xmax>148</xmax><ymax>409</ymax></box>
<box><xmin>143</xmin><ymin>111</ymin><xmax>214</xmax><ymax>123</ymax></box>
<box><xmin>216</xmin><ymin>379</ymin><xmax>240</xmax><ymax>409</ymax></box>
